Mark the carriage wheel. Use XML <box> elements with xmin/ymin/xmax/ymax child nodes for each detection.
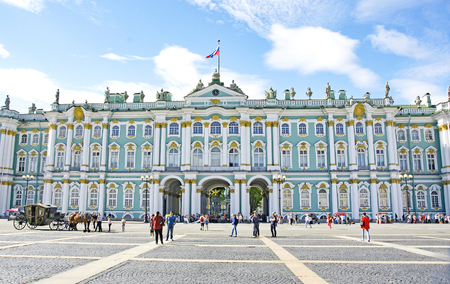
<box><xmin>13</xmin><ymin>215</ymin><xmax>26</xmax><ymax>230</ymax></box>
<box><xmin>27</xmin><ymin>222</ymin><xmax>37</xmax><ymax>229</ymax></box>
<box><xmin>49</xmin><ymin>220</ymin><xmax>59</xmax><ymax>230</ymax></box>
<box><xmin>58</xmin><ymin>221</ymin><xmax>66</xmax><ymax>230</ymax></box>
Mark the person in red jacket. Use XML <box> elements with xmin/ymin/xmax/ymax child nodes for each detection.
<box><xmin>153</xmin><ymin>211</ymin><xmax>164</xmax><ymax>245</ymax></box>
<box><xmin>360</xmin><ymin>212</ymin><xmax>370</xmax><ymax>242</ymax></box>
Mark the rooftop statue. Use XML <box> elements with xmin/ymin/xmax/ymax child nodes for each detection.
<box><xmin>156</xmin><ymin>88</ymin><xmax>172</xmax><ymax>101</ymax></box>
<box><xmin>447</xmin><ymin>86</ymin><xmax>450</xmax><ymax>101</ymax></box>
<box><xmin>4</xmin><ymin>95</ymin><xmax>10</xmax><ymax>110</ymax></box>
<box><xmin>229</xmin><ymin>80</ymin><xmax>243</xmax><ymax>94</ymax></box>
<box><xmin>265</xmin><ymin>87</ymin><xmax>277</xmax><ymax>99</ymax></box>
<box><xmin>289</xmin><ymin>87</ymin><xmax>296</xmax><ymax>99</ymax></box>
<box><xmin>54</xmin><ymin>89</ymin><xmax>60</xmax><ymax>105</ymax></box>
<box><xmin>306</xmin><ymin>87</ymin><xmax>313</xmax><ymax>99</ymax></box>
<box><xmin>84</xmin><ymin>100</ymin><xmax>90</xmax><ymax>110</ymax></box>
<box><xmin>364</xmin><ymin>92</ymin><xmax>371</xmax><ymax>100</ymax></box>
<box><xmin>385</xmin><ymin>82</ymin><xmax>390</xmax><ymax>98</ymax></box>
<box><xmin>123</xmin><ymin>91</ymin><xmax>128</xmax><ymax>102</ymax></box>
<box><xmin>104</xmin><ymin>87</ymin><xmax>110</xmax><ymax>103</ymax></box>
<box><xmin>189</xmin><ymin>80</ymin><xmax>205</xmax><ymax>94</ymax></box>
<box><xmin>415</xmin><ymin>96</ymin><xmax>422</xmax><ymax>107</ymax></box>
<box><xmin>140</xmin><ymin>90</ymin><xmax>145</xmax><ymax>102</ymax></box>
<box><xmin>29</xmin><ymin>103</ymin><xmax>36</xmax><ymax>114</ymax></box>
<box><xmin>325</xmin><ymin>83</ymin><xmax>331</xmax><ymax>99</ymax></box>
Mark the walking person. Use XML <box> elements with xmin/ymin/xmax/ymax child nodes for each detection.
<box><xmin>251</xmin><ymin>211</ymin><xmax>260</xmax><ymax>237</ymax></box>
<box><xmin>361</xmin><ymin>212</ymin><xmax>370</xmax><ymax>242</ymax></box>
<box><xmin>205</xmin><ymin>215</ymin><xmax>209</xmax><ymax>231</ymax></box>
<box><xmin>153</xmin><ymin>211</ymin><xmax>164</xmax><ymax>245</ymax></box>
<box><xmin>150</xmin><ymin>214</ymin><xmax>155</xmax><ymax>238</ymax></box>
<box><xmin>166</xmin><ymin>211</ymin><xmax>176</xmax><ymax>241</ymax></box>
<box><xmin>230</xmin><ymin>213</ymin><xmax>238</xmax><ymax>237</ymax></box>
<box><xmin>107</xmin><ymin>216</ymin><xmax>112</xmax><ymax>232</ymax></box>
<box><xmin>308</xmin><ymin>214</ymin><xmax>313</xmax><ymax>228</ymax></box>
<box><xmin>270</xmin><ymin>212</ymin><xmax>277</xmax><ymax>237</ymax></box>
<box><xmin>97</xmin><ymin>212</ymin><xmax>102</xmax><ymax>232</ymax></box>
<box><xmin>346</xmin><ymin>214</ymin><xmax>350</xmax><ymax>225</ymax></box>
<box><xmin>327</xmin><ymin>214</ymin><xmax>332</xmax><ymax>229</ymax></box>
<box><xmin>121</xmin><ymin>216</ymin><xmax>126</xmax><ymax>232</ymax></box>
<box><xmin>294</xmin><ymin>213</ymin><xmax>298</xmax><ymax>226</ymax></box>
<box><xmin>199</xmin><ymin>214</ymin><xmax>205</xmax><ymax>231</ymax></box>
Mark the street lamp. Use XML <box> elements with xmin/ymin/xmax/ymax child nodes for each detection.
<box><xmin>22</xmin><ymin>175</ymin><xmax>34</xmax><ymax>205</ymax></box>
<box><xmin>399</xmin><ymin>174</ymin><xmax>413</xmax><ymax>216</ymax></box>
<box><xmin>273</xmin><ymin>175</ymin><xmax>286</xmax><ymax>220</ymax></box>
<box><xmin>141</xmin><ymin>175</ymin><xmax>153</xmax><ymax>223</ymax></box>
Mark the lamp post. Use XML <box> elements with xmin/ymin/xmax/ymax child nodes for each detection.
<box><xmin>273</xmin><ymin>175</ymin><xmax>286</xmax><ymax>219</ymax></box>
<box><xmin>399</xmin><ymin>174</ymin><xmax>413</xmax><ymax>216</ymax></box>
<box><xmin>141</xmin><ymin>175</ymin><xmax>153</xmax><ymax>223</ymax></box>
<box><xmin>22</xmin><ymin>175</ymin><xmax>34</xmax><ymax>205</ymax></box>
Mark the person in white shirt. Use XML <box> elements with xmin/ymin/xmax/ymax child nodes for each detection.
<box><xmin>97</xmin><ymin>213</ymin><xmax>102</xmax><ymax>232</ymax></box>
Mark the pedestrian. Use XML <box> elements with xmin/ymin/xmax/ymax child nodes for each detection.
<box><xmin>270</xmin><ymin>212</ymin><xmax>277</xmax><ymax>237</ymax></box>
<box><xmin>150</xmin><ymin>213</ymin><xmax>155</xmax><ymax>238</ymax></box>
<box><xmin>346</xmin><ymin>214</ymin><xmax>350</xmax><ymax>225</ymax></box>
<box><xmin>97</xmin><ymin>212</ymin><xmax>102</xmax><ymax>232</ymax></box>
<box><xmin>308</xmin><ymin>214</ymin><xmax>313</xmax><ymax>228</ymax></box>
<box><xmin>107</xmin><ymin>216</ymin><xmax>112</xmax><ymax>232</ymax></box>
<box><xmin>294</xmin><ymin>213</ymin><xmax>298</xmax><ymax>226</ymax></box>
<box><xmin>230</xmin><ymin>213</ymin><xmax>238</xmax><ymax>237</ymax></box>
<box><xmin>166</xmin><ymin>211</ymin><xmax>176</xmax><ymax>241</ymax></box>
<box><xmin>121</xmin><ymin>216</ymin><xmax>126</xmax><ymax>232</ymax></box>
<box><xmin>239</xmin><ymin>213</ymin><xmax>243</xmax><ymax>223</ymax></box>
<box><xmin>251</xmin><ymin>211</ymin><xmax>259</xmax><ymax>237</ymax></box>
<box><xmin>92</xmin><ymin>213</ymin><xmax>97</xmax><ymax>231</ymax></box>
<box><xmin>360</xmin><ymin>212</ymin><xmax>370</xmax><ymax>242</ymax></box>
<box><xmin>64</xmin><ymin>213</ymin><xmax>69</xmax><ymax>229</ymax></box>
<box><xmin>153</xmin><ymin>211</ymin><xmax>164</xmax><ymax>245</ymax></box>
<box><xmin>199</xmin><ymin>214</ymin><xmax>205</xmax><ymax>230</ymax></box>
<box><xmin>205</xmin><ymin>215</ymin><xmax>209</xmax><ymax>231</ymax></box>
<box><xmin>327</xmin><ymin>214</ymin><xmax>332</xmax><ymax>229</ymax></box>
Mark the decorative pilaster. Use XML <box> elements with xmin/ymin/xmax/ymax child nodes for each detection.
<box><xmin>366</xmin><ymin>117</ymin><xmax>376</xmax><ymax>170</ymax></box>
<box><xmin>203</xmin><ymin>123</ymin><xmax>209</xmax><ymax>166</ymax></box>
<box><xmin>331</xmin><ymin>178</ymin><xmax>338</xmax><ymax>214</ymax></box>
<box><xmin>385</xmin><ymin>117</ymin><xmax>397</xmax><ymax>170</ymax></box>
<box><xmin>183</xmin><ymin>181</ymin><xmax>190</xmax><ymax>216</ymax></box>
<box><xmin>240</xmin><ymin>121</ymin><xmax>247</xmax><ymax>170</ymax></box>
<box><xmin>222</xmin><ymin>122</ymin><xmax>228</xmax><ymax>167</ymax></box>
<box><xmin>61</xmin><ymin>174</ymin><xmax>70</xmax><ymax>213</ymax></box>
<box><xmin>159</xmin><ymin>123</ymin><xmax>167</xmax><ymax>169</ymax></box>
<box><xmin>153</xmin><ymin>123</ymin><xmax>161</xmax><ymax>167</ymax></box>
<box><xmin>272</xmin><ymin>121</ymin><xmax>280</xmax><ymax>170</ymax></box>
<box><xmin>64</xmin><ymin>119</ymin><xmax>73</xmax><ymax>171</ymax></box>
<box><xmin>181</xmin><ymin>122</ymin><xmax>186</xmax><ymax>169</ymax></box>
<box><xmin>327</xmin><ymin>113</ymin><xmax>336</xmax><ymax>170</ymax></box>
<box><xmin>266</xmin><ymin>121</ymin><xmax>273</xmax><ymax>167</ymax></box>
<box><xmin>81</xmin><ymin>118</ymin><xmax>91</xmax><ymax>172</ymax></box>
<box><xmin>100</xmin><ymin>117</ymin><xmax>109</xmax><ymax>171</ymax></box>
<box><xmin>46</xmin><ymin>118</ymin><xmax>57</xmax><ymax>171</ymax></box>
<box><xmin>98</xmin><ymin>174</ymin><xmax>106</xmax><ymax>215</ymax></box>
<box><xmin>346</xmin><ymin>112</ymin><xmax>357</xmax><ymax>170</ymax></box>
<box><xmin>79</xmin><ymin>174</ymin><xmax>88</xmax><ymax>212</ymax></box>
<box><xmin>370</xmin><ymin>177</ymin><xmax>378</xmax><ymax>219</ymax></box>
<box><xmin>191</xmin><ymin>179</ymin><xmax>199</xmax><ymax>214</ymax></box>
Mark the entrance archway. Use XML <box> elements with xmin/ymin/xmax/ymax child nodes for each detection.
<box><xmin>199</xmin><ymin>177</ymin><xmax>232</xmax><ymax>220</ymax></box>
<box><xmin>162</xmin><ymin>178</ymin><xmax>182</xmax><ymax>216</ymax></box>
<box><xmin>248</xmin><ymin>176</ymin><xmax>271</xmax><ymax>222</ymax></box>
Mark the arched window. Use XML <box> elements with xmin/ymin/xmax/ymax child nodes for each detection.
<box><xmin>93</xmin><ymin>126</ymin><xmax>101</xmax><ymax>137</ymax></box>
<box><xmin>318</xmin><ymin>189</ymin><xmax>327</xmax><ymax>207</ymax></box>
<box><xmin>21</xmin><ymin>134</ymin><xmax>28</xmax><ymax>144</ymax></box>
<box><xmin>168</xmin><ymin>148</ymin><xmax>179</xmax><ymax>167</ymax></box>
<box><xmin>357</xmin><ymin>148</ymin><xmax>366</xmax><ymax>167</ymax></box>
<box><xmin>210</xmin><ymin>122</ymin><xmax>221</xmax><ymax>135</ymax></box>
<box><xmin>59</xmin><ymin>126</ymin><xmax>67</xmax><ymax>137</ymax></box>
<box><xmin>253</xmin><ymin>122</ymin><xmax>263</xmax><ymax>134</ymax></box>
<box><xmin>374</xmin><ymin>123</ymin><xmax>383</xmax><ymax>134</ymax></box>
<box><xmin>169</xmin><ymin>123</ymin><xmax>179</xmax><ymax>135</ymax></box>
<box><xmin>281</xmin><ymin>123</ymin><xmax>290</xmax><ymax>135</ymax></box>
<box><xmin>26</xmin><ymin>190</ymin><xmax>34</xmax><ymax>205</ymax></box>
<box><xmin>193</xmin><ymin>122</ymin><xmax>203</xmax><ymax>134</ymax></box>
<box><xmin>229</xmin><ymin>148</ymin><xmax>239</xmax><ymax>167</ymax></box>
<box><xmin>108</xmin><ymin>188</ymin><xmax>117</xmax><ymax>207</ymax></box>
<box><xmin>127</xmin><ymin>125</ymin><xmax>136</xmax><ymax>137</ymax></box>
<box><xmin>253</xmin><ymin>148</ymin><xmax>264</xmax><ymax>167</ymax></box>
<box><xmin>53</xmin><ymin>188</ymin><xmax>62</xmax><ymax>207</ymax></box>
<box><xmin>141</xmin><ymin>188</ymin><xmax>150</xmax><ymax>208</ymax></box>
<box><xmin>192</xmin><ymin>148</ymin><xmax>203</xmax><ymax>167</ymax></box>
<box><xmin>70</xmin><ymin>188</ymin><xmax>79</xmax><ymax>207</ymax></box>
<box><xmin>397</xmin><ymin>130</ymin><xmax>406</xmax><ymax>141</ymax></box>
<box><xmin>211</xmin><ymin>147</ymin><xmax>221</xmax><ymax>167</ymax></box>
<box><xmin>228</xmin><ymin>122</ymin><xmax>239</xmax><ymax>134</ymax></box>
<box><xmin>283</xmin><ymin>188</ymin><xmax>292</xmax><ymax>208</ymax></box>
<box><xmin>300</xmin><ymin>189</ymin><xmax>310</xmax><ymax>208</ymax></box>
<box><xmin>379</xmin><ymin>188</ymin><xmax>388</xmax><ymax>207</ymax></box>
<box><xmin>425</xmin><ymin>129</ymin><xmax>433</xmax><ymax>141</ymax></box>
<box><xmin>75</xmin><ymin>125</ymin><xmax>83</xmax><ymax>137</ymax></box>
<box><xmin>32</xmin><ymin>134</ymin><xmax>39</xmax><ymax>144</ymax></box>
<box><xmin>89</xmin><ymin>188</ymin><xmax>98</xmax><ymax>207</ymax></box>
<box><xmin>14</xmin><ymin>189</ymin><xmax>23</xmax><ymax>207</ymax></box>
<box><xmin>144</xmin><ymin>125</ymin><xmax>152</xmax><ymax>136</ymax></box>
<box><xmin>316</xmin><ymin>124</ymin><xmax>324</xmax><ymax>135</ymax></box>
<box><xmin>124</xmin><ymin>188</ymin><xmax>133</xmax><ymax>208</ymax></box>
<box><xmin>431</xmin><ymin>190</ymin><xmax>439</xmax><ymax>208</ymax></box>
<box><xmin>417</xmin><ymin>191</ymin><xmax>426</xmax><ymax>208</ymax></box>
<box><xmin>112</xmin><ymin>125</ymin><xmax>120</xmax><ymax>136</ymax></box>
<box><xmin>72</xmin><ymin>150</ymin><xmax>82</xmax><ymax>168</ymax></box>
<box><xmin>298</xmin><ymin>123</ymin><xmax>307</xmax><ymax>135</ymax></box>
<box><xmin>355</xmin><ymin>122</ymin><xmax>364</xmax><ymax>134</ymax></box>
<box><xmin>336</xmin><ymin>123</ymin><xmax>344</xmax><ymax>134</ymax></box>
<box><xmin>359</xmin><ymin>188</ymin><xmax>369</xmax><ymax>207</ymax></box>
<box><xmin>411</xmin><ymin>130</ymin><xmax>419</xmax><ymax>141</ymax></box>
<box><xmin>339</xmin><ymin>188</ymin><xmax>348</xmax><ymax>208</ymax></box>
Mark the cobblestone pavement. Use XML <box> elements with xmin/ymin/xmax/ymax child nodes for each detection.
<box><xmin>0</xmin><ymin>220</ymin><xmax>449</xmax><ymax>284</ymax></box>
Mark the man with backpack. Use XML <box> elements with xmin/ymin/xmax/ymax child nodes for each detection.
<box><xmin>199</xmin><ymin>214</ymin><xmax>205</xmax><ymax>230</ymax></box>
<box><xmin>270</xmin><ymin>212</ymin><xmax>277</xmax><ymax>237</ymax></box>
<box><xmin>230</xmin><ymin>213</ymin><xmax>238</xmax><ymax>237</ymax></box>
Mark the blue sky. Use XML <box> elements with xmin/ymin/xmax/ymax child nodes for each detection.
<box><xmin>0</xmin><ymin>0</ymin><xmax>449</xmax><ymax>113</ymax></box>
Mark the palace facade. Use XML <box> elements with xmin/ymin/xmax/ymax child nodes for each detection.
<box><xmin>1</xmin><ymin>72</ymin><xmax>450</xmax><ymax>220</ymax></box>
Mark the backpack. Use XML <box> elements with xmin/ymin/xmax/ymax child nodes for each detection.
<box><xmin>200</xmin><ymin>216</ymin><xmax>204</xmax><ymax>223</ymax></box>
<box><xmin>234</xmin><ymin>217</ymin><xmax>238</xmax><ymax>225</ymax></box>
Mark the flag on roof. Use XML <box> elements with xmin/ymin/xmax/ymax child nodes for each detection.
<box><xmin>206</xmin><ymin>45</ymin><xmax>220</xmax><ymax>58</ymax></box>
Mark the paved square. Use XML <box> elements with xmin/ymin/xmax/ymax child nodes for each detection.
<box><xmin>0</xmin><ymin>220</ymin><xmax>449</xmax><ymax>284</ymax></box>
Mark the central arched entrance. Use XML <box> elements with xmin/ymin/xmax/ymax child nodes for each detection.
<box><xmin>248</xmin><ymin>176</ymin><xmax>271</xmax><ymax>222</ymax></box>
<box><xmin>161</xmin><ymin>177</ymin><xmax>183</xmax><ymax>216</ymax></box>
<box><xmin>199</xmin><ymin>177</ymin><xmax>232</xmax><ymax>220</ymax></box>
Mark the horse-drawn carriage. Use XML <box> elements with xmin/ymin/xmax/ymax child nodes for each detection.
<box><xmin>13</xmin><ymin>204</ymin><xmax>66</xmax><ymax>230</ymax></box>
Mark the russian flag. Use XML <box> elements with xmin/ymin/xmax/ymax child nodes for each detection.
<box><xmin>206</xmin><ymin>45</ymin><xmax>220</xmax><ymax>58</ymax></box>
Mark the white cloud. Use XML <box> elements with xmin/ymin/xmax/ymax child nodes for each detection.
<box><xmin>0</xmin><ymin>44</ymin><xmax>10</xmax><ymax>58</ymax></box>
<box><xmin>367</xmin><ymin>26</ymin><xmax>430</xmax><ymax>59</ymax></box>
<box><xmin>390</xmin><ymin>78</ymin><xmax>446</xmax><ymax>105</ymax></box>
<box><xmin>265</xmin><ymin>25</ymin><xmax>379</xmax><ymax>89</ymax></box>
<box><xmin>0</xmin><ymin>0</ymin><xmax>44</xmax><ymax>13</ymax></box>
<box><xmin>354</xmin><ymin>0</ymin><xmax>424</xmax><ymax>21</ymax></box>
<box><xmin>100</xmin><ymin>53</ymin><xmax>151</xmax><ymax>62</ymax></box>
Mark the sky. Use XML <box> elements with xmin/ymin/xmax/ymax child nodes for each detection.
<box><xmin>0</xmin><ymin>0</ymin><xmax>449</xmax><ymax>113</ymax></box>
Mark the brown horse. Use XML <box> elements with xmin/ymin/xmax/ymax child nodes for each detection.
<box><xmin>69</xmin><ymin>212</ymin><xmax>92</xmax><ymax>232</ymax></box>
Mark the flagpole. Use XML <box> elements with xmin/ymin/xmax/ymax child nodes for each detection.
<box><xmin>217</xmin><ymin>39</ymin><xmax>220</xmax><ymax>75</ymax></box>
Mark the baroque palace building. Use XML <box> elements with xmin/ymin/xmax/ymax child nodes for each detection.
<box><xmin>1</xmin><ymin>72</ymin><xmax>450</xmax><ymax>221</ymax></box>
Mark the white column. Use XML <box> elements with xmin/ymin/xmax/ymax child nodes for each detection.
<box><xmin>98</xmin><ymin>174</ymin><xmax>106</xmax><ymax>215</ymax></box>
<box><xmin>240</xmin><ymin>121</ymin><xmax>246</xmax><ymax>170</ymax></box>
<box><xmin>246</xmin><ymin>123</ymin><xmax>251</xmax><ymax>170</ymax></box>
<box><xmin>331</xmin><ymin>179</ymin><xmax>338</xmax><ymax>214</ymax></box>
<box><xmin>272</xmin><ymin>181</ymin><xmax>279</xmax><ymax>216</ymax></box>
<box><xmin>0</xmin><ymin>129</ymin><xmax>7</xmax><ymax>172</ymax></box>
<box><xmin>79</xmin><ymin>177</ymin><xmax>87</xmax><ymax>212</ymax></box>
<box><xmin>386</xmin><ymin>118</ymin><xmax>397</xmax><ymax>170</ymax></box>
<box><xmin>46</xmin><ymin>120</ymin><xmax>57</xmax><ymax>171</ymax></box>
<box><xmin>328</xmin><ymin>120</ymin><xmax>336</xmax><ymax>170</ymax></box>
<box><xmin>64</xmin><ymin>121</ymin><xmax>73</xmax><ymax>171</ymax></box>
<box><xmin>444</xmin><ymin>183</ymin><xmax>450</xmax><ymax>215</ymax></box>
<box><xmin>185</xmin><ymin>122</ymin><xmax>192</xmax><ymax>170</ymax></box>
<box><xmin>159</xmin><ymin>123</ymin><xmax>167</xmax><ymax>169</ymax></box>
<box><xmin>272</xmin><ymin>122</ymin><xmax>280</xmax><ymax>170</ymax></box>
<box><xmin>153</xmin><ymin>123</ymin><xmax>161</xmax><ymax>167</ymax></box>
<box><xmin>438</xmin><ymin>125</ymin><xmax>448</xmax><ymax>172</ymax></box>
<box><xmin>62</xmin><ymin>175</ymin><xmax>70</xmax><ymax>213</ymax></box>
<box><xmin>1</xmin><ymin>183</ymin><xmax>8</xmax><ymax>214</ymax></box>
<box><xmin>266</xmin><ymin>122</ymin><xmax>273</xmax><ymax>167</ymax></box>
<box><xmin>153</xmin><ymin>180</ymin><xmax>161</xmax><ymax>214</ymax></box>
<box><xmin>204</xmin><ymin>123</ymin><xmax>209</xmax><ymax>166</ymax></box>
<box><xmin>231</xmin><ymin>183</ymin><xmax>239</xmax><ymax>215</ymax></box>
<box><xmin>346</xmin><ymin>116</ymin><xmax>357</xmax><ymax>170</ymax></box>
<box><xmin>81</xmin><ymin>119</ymin><xmax>91</xmax><ymax>172</ymax></box>
<box><xmin>181</xmin><ymin>122</ymin><xmax>186</xmax><ymax>169</ymax></box>
<box><xmin>222</xmin><ymin>123</ymin><xmax>228</xmax><ymax>167</ymax></box>
<box><xmin>1</xmin><ymin>131</ymin><xmax>11</xmax><ymax>174</ymax></box>
<box><xmin>366</xmin><ymin>118</ymin><xmax>376</xmax><ymax>170</ymax></box>
<box><xmin>241</xmin><ymin>183</ymin><xmax>250</xmax><ymax>220</ymax></box>
<box><xmin>350</xmin><ymin>178</ymin><xmax>359</xmax><ymax>220</ymax></box>
<box><xmin>390</xmin><ymin>175</ymin><xmax>399</xmax><ymax>218</ymax></box>
<box><xmin>100</xmin><ymin>119</ymin><xmax>108</xmax><ymax>171</ymax></box>
<box><xmin>7</xmin><ymin>132</ymin><xmax>16</xmax><ymax>174</ymax></box>
<box><xmin>191</xmin><ymin>180</ymin><xmax>200</xmax><ymax>214</ymax></box>
<box><xmin>183</xmin><ymin>182</ymin><xmax>190</xmax><ymax>216</ymax></box>
<box><xmin>370</xmin><ymin>178</ymin><xmax>378</xmax><ymax>219</ymax></box>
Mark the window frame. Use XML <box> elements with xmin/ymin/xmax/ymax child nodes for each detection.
<box><xmin>74</xmin><ymin>125</ymin><xmax>84</xmax><ymax>138</ymax></box>
<box><xmin>169</xmin><ymin>122</ymin><xmax>180</xmax><ymax>136</ymax></box>
<box><xmin>252</xmin><ymin>121</ymin><xmax>264</xmax><ymax>135</ymax></box>
<box><xmin>193</xmin><ymin>122</ymin><xmax>203</xmax><ymax>135</ymax></box>
<box><xmin>210</xmin><ymin>121</ymin><xmax>222</xmax><ymax>135</ymax></box>
<box><xmin>228</xmin><ymin>122</ymin><xmax>239</xmax><ymax>135</ymax></box>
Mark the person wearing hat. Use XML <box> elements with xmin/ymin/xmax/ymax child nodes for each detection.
<box><xmin>270</xmin><ymin>212</ymin><xmax>278</xmax><ymax>237</ymax></box>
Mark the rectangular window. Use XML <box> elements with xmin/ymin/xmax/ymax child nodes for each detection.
<box><xmin>299</xmin><ymin>150</ymin><xmax>308</xmax><ymax>167</ymax></box>
<box><xmin>92</xmin><ymin>152</ymin><xmax>100</xmax><ymax>168</ymax></box>
<box><xmin>376</xmin><ymin>149</ymin><xmax>385</xmax><ymax>167</ymax></box>
<box><xmin>126</xmin><ymin>151</ymin><xmax>135</xmax><ymax>168</ymax></box>
<box><xmin>337</xmin><ymin>149</ymin><xmax>346</xmax><ymax>167</ymax></box>
<box><xmin>317</xmin><ymin>150</ymin><xmax>325</xmax><ymax>168</ymax></box>
<box><xmin>301</xmin><ymin>190</ymin><xmax>310</xmax><ymax>207</ymax></box>
<box><xmin>29</xmin><ymin>156</ymin><xmax>37</xmax><ymax>173</ymax></box>
<box><xmin>56</xmin><ymin>152</ymin><xmax>65</xmax><ymax>168</ymax></box>
<box><xmin>413</xmin><ymin>154</ymin><xmax>422</xmax><ymax>171</ymax></box>
<box><xmin>143</xmin><ymin>151</ymin><xmax>152</xmax><ymax>168</ymax></box>
<box><xmin>399</xmin><ymin>154</ymin><xmax>408</xmax><ymax>171</ymax></box>
<box><xmin>427</xmin><ymin>153</ymin><xmax>436</xmax><ymax>171</ymax></box>
<box><xmin>431</xmin><ymin>194</ymin><xmax>439</xmax><ymax>208</ymax></box>
<box><xmin>282</xmin><ymin>150</ymin><xmax>291</xmax><ymax>168</ymax></box>
<box><xmin>18</xmin><ymin>157</ymin><xmax>26</xmax><ymax>172</ymax></box>
<box><xmin>41</xmin><ymin>156</ymin><xmax>46</xmax><ymax>172</ymax></box>
<box><xmin>110</xmin><ymin>152</ymin><xmax>118</xmax><ymax>168</ymax></box>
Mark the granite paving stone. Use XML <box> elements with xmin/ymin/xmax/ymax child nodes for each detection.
<box><xmin>273</xmin><ymin>239</ymin><xmax>373</xmax><ymax>246</ymax></box>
